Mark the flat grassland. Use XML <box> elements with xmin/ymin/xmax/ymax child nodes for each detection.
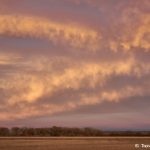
<box><xmin>0</xmin><ymin>137</ymin><xmax>150</xmax><ymax>150</ymax></box>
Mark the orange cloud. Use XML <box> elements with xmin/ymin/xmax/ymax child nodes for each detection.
<box><xmin>119</xmin><ymin>8</ymin><xmax>150</xmax><ymax>52</ymax></box>
<box><xmin>0</xmin><ymin>52</ymin><xmax>21</xmax><ymax>65</ymax></box>
<box><xmin>0</xmin><ymin>54</ymin><xmax>150</xmax><ymax>120</ymax></box>
<box><xmin>0</xmin><ymin>15</ymin><xmax>100</xmax><ymax>51</ymax></box>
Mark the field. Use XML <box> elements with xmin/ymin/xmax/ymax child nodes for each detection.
<box><xmin>0</xmin><ymin>137</ymin><xmax>150</xmax><ymax>150</ymax></box>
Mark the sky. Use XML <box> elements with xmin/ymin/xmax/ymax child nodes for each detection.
<box><xmin>0</xmin><ymin>0</ymin><xmax>150</xmax><ymax>130</ymax></box>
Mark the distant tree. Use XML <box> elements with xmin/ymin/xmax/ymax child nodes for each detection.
<box><xmin>34</xmin><ymin>128</ymin><xmax>50</xmax><ymax>136</ymax></box>
<box><xmin>83</xmin><ymin>127</ymin><xmax>103</xmax><ymax>136</ymax></box>
<box><xmin>50</xmin><ymin>126</ymin><xmax>62</xmax><ymax>136</ymax></box>
<box><xmin>11</xmin><ymin>127</ymin><xmax>21</xmax><ymax>136</ymax></box>
<box><xmin>19</xmin><ymin>127</ymin><xmax>34</xmax><ymax>136</ymax></box>
<box><xmin>0</xmin><ymin>127</ymin><xmax>10</xmax><ymax>136</ymax></box>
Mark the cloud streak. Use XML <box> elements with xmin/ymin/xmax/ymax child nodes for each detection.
<box><xmin>0</xmin><ymin>15</ymin><xmax>100</xmax><ymax>51</ymax></box>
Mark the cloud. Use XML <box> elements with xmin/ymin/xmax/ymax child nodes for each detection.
<box><xmin>0</xmin><ymin>2</ymin><xmax>149</xmax><ymax>53</ymax></box>
<box><xmin>0</xmin><ymin>52</ymin><xmax>21</xmax><ymax>65</ymax></box>
<box><xmin>0</xmin><ymin>53</ymin><xmax>150</xmax><ymax>120</ymax></box>
<box><xmin>70</xmin><ymin>0</ymin><xmax>150</xmax><ymax>52</ymax></box>
<box><xmin>115</xmin><ymin>7</ymin><xmax>150</xmax><ymax>52</ymax></box>
<box><xmin>0</xmin><ymin>15</ymin><xmax>100</xmax><ymax>51</ymax></box>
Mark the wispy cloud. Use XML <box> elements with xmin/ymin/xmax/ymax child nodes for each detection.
<box><xmin>0</xmin><ymin>15</ymin><xmax>100</xmax><ymax>51</ymax></box>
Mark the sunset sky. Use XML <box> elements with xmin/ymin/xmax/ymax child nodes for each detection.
<box><xmin>0</xmin><ymin>0</ymin><xmax>150</xmax><ymax>130</ymax></box>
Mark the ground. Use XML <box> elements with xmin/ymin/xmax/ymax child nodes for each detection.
<box><xmin>0</xmin><ymin>137</ymin><xmax>150</xmax><ymax>150</ymax></box>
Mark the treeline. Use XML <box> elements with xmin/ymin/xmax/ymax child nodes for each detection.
<box><xmin>0</xmin><ymin>126</ymin><xmax>150</xmax><ymax>136</ymax></box>
<box><xmin>0</xmin><ymin>127</ymin><xmax>102</xmax><ymax>136</ymax></box>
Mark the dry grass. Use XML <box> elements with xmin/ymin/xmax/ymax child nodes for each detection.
<box><xmin>0</xmin><ymin>137</ymin><xmax>150</xmax><ymax>150</ymax></box>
